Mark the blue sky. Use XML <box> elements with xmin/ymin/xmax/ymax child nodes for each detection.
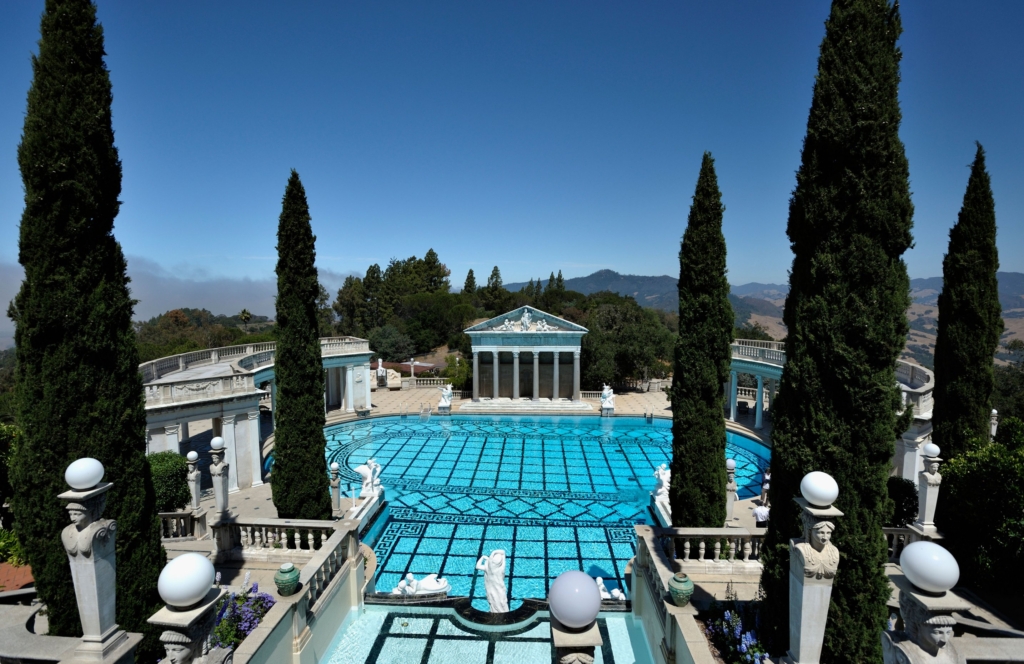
<box><xmin>1</xmin><ymin>1</ymin><xmax>1022</xmax><ymax>332</ymax></box>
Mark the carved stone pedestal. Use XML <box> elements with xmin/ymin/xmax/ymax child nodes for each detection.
<box><xmin>550</xmin><ymin>616</ymin><xmax>603</xmax><ymax>664</ymax></box>
<box><xmin>601</xmin><ymin>407</ymin><xmax>614</xmax><ymax>417</ymax></box>
<box><xmin>148</xmin><ymin>587</ymin><xmax>232</xmax><ymax>664</ymax></box>
<box><xmin>784</xmin><ymin>497</ymin><xmax>843</xmax><ymax>664</ymax></box>
<box><xmin>882</xmin><ymin>574</ymin><xmax>969</xmax><ymax>664</ymax></box>
<box><xmin>437</xmin><ymin>405</ymin><xmax>451</xmax><ymax>415</ymax></box>
<box><xmin>58</xmin><ymin>482</ymin><xmax>142</xmax><ymax>664</ymax></box>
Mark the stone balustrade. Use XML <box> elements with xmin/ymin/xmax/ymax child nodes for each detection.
<box><xmin>883</xmin><ymin>526</ymin><xmax>939</xmax><ymax>563</ymax></box>
<box><xmin>159</xmin><ymin>510</ymin><xmax>199</xmax><ymax>541</ymax></box>
<box><xmin>656</xmin><ymin>527</ymin><xmax>765</xmax><ymax>574</ymax></box>
<box><xmin>301</xmin><ymin>525</ymin><xmax>360</xmax><ymax>613</ymax></box>
<box><xmin>211</xmin><ymin>516</ymin><xmax>339</xmax><ymax>563</ymax></box>
<box><xmin>139</xmin><ymin>337</ymin><xmax>368</xmax><ymax>383</ymax></box>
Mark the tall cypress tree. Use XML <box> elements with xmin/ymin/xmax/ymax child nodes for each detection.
<box><xmin>758</xmin><ymin>1</ymin><xmax>914</xmax><ymax>660</ymax></box>
<box><xmin>931</xmin><ymin>145</ymin><xmax>1002</xmax><ymax>460</ymax></box>
<box><xmin>669</xmin><ymin>153</ymin><xmax>733</xmax><ymax>527</ymax></box>
<box><xmin>463</xmin><ymin>269</ymin><xmax>477</xmax><ymax>294</ymax></box>
<box><xmin>9</xmin><ymin>0</ymin><xmax>164</xmax><ymax>650</ymax></box>
<box><xmin>270</xmin><ymin>171</ymin><xmax>333</xmax><ymax>520</ymax></box>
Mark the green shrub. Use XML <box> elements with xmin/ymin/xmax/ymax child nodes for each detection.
<box><xmin>0</xmin><ymin>528</ymin><xmax>26</xmax><ymax>567</ymax></box>
<box><xmin>148</xmin><ymin>451</ymin><xmax>190</xmax><ymax>512</ymax></box>
<box><xmin>937</xmin><ymin>418</ymin><xmax>1024</xmax><ymax>622</ymax></box>
<box><xmin>886</xmin><ymin>476</ymin><xmax>918</xmax><ymax>527</ymax></box>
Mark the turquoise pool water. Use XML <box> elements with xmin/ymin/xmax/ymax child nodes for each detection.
<box><xmin>324</xmin><ymin>415</ymin><xmax>769</xmax><ymax>610</ymax></box>
<box><xmin>321</xmin><ymin>606</ymin><xmax>655</xmax><ymax>664</ymax></box>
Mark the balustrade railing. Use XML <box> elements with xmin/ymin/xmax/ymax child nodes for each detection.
<box><xmin>733</xmin><ymin>338</ymin><xmax>786</xmax><ymax>351</ymax></box>
<box><xmin>882</xmin><ymin>526</ymin><xmax>938</xmax><ymax>563</ymax></box>
<box><xmin>581</xmin><ymin>390</ymin><xmax>602</xmax><ymax>399</ymax></box>
<box><xmin>145</xmin><ymin>374</ymin><xmax>257</xmax><ymax>407</ymax></box>
<box><xmin>654</xmin><ymin>526</ymin><xmax>764</xmax><ymax>572</ymax></box>
<box><xmin>411</xmin><ymin>377</ymin><xmax>448</xmax><ymax>387</ymax></box>
<box><xmin>730</xmin><ymin>343</ymin><xmax>786</xmax><ymax>366</ymax></box>
<box><xmin>301</xmin><ymin>526</ymin><xmax>360</xmax><ymax>613</ymax></box>
<box><xmin>140</xmin><ymin>337</ymin><xmax>369</xmax><ymax>383</ymax></box>
<box><xmin>211</xmin><ymin>517</ymin><xmax>338</xmax><ymax>562</ymax></box>
<box><xmin>159</xmin><ymin>511</ymin><xmax>197</xmax><ymax>541</ymax></box>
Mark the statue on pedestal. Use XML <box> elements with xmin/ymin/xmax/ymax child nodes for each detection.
<box><xmin>209</xmin><ymin>440</ymin><xmax>229</xmax><ymax>515</ymax></box>
<box><xmin>355</xmin><ymin>458</ymin><xmax>382</xmax><ymax>498</ymax></box>
<box><xmin>922</xmin><ymin>459</ymin><xmax>942</xmax><ymax>487</ymax></box>
<box><xmin>438</xmin><ymin>384</ymin><xmax>453</xmax><ymax>408</ymax></box>
<box><xmin>600</xmin><ymin>385</ymin><xmax>615</xmax><ymax>409</ymax></box>
<box><xmin>161</xmin><ymin>629</ymin><xmax>232</xmax><ymax>664</ymax></box>
<box><xmin>186</xmin><ymin>452</ymin><xmax>202</xmax><ymax>512</ymax></box>
<box><xmin>652</xmin><ymin>464</ymin><xmax>670</xmax><ymax>503</ymax></box>
<box><xmin>62</xmin><ymin>494</ymin><xmax>115</xmax><ymax>559</ymax></box>
<box><xmin>476</xmin><ymin>549</ymin><xmax>509</xmax><ymax>612</ymax></box>
<box><xmin>792</xmin><ymin>512</ymin><xmax>840</xmax><ymax>580</ymax></box>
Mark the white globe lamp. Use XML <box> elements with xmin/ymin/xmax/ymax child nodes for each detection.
<box><xmin>800</xmin><ymin>471</ymin><xmax>839</xmax><ymax>508</ymax></box>
<box><xmin>725</xmin><ymin>459</ymin><xmax>736</xmax><ymax>471</ymax></box>
<box><xmin>330</xmin><ymin>462</ymin><xmax>339</xmax><ymax>471</ymax></box>
<box><xmin>211</xmin><ymin>437</ymin><xmax>224</xmax><ymax>451</ymax></box>
<box><xmin>547</xmin><ymin>571</ymin><xmax>602</xmax><ymax>629</ymax></box>
<box><xmin>186</xmin><ymin>451</ymin><xmax>199</xmax><ymax>462</ymax></box>
<box><xmin>158</xmin><ymin>552</ymin><xmax>216</xmax><ymax>608</ymax></box>
<box><xmin>65</xmin><ymin>458</ymin><xmax>105</xmax><ymax>491</ymax></box>
<box><xmin>922</xmin><ymin>443</ymin><xmax>940</xmax><ymax>458</ymax></box>
<box><xmin>900</xmin><ymin>542</ymin><xmax>959</xmax><ymax>594</ymax></box>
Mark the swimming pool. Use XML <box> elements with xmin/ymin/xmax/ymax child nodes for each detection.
<box><xmin>324</xmin><ymin>415</ymin><xmax>769</xmax><ymax>610</ymax></box>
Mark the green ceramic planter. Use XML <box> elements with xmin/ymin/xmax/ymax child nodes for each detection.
<box><xmin>274</xmin><ymin>562</ymin><xmax>300</xmax><ymax>597</ymax></box>
<box><xmin>668</xmin><ymin>572</ymin><xmax>694</xmax><ymax>607</ymax></box>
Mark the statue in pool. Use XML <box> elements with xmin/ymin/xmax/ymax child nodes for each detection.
<box><xmin>476</xmin><ymin>549</ymin><xmax>509</xmax><ymax>613</ymax></box>
<box><xmin>600</xmin><ymin>384</ymin><xmax>615</xmax><ymax>409</ymax></box>
<box><xmin>438</xmin><ymin>384</ymin><xmax>453</xmax><ymax>408</ymax></box>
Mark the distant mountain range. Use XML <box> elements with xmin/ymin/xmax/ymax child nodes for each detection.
<box><xmin>506</xmin><ymin>269</ymin><xmax>1024</xmax><ymax>322</ymax></box>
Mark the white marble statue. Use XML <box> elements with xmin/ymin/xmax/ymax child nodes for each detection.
<box><xmin>519</xmin><ymin>309</ymin><xmax>533</xmax><ymax>330</ymax></box>
<box><xmin>355</xmin><ymin>458</ymin><xmax>382</xmax><ymax>498</ymax></box>
<box><xmin>62</xmin><ymin>494</ymin><xmax>115</xmax><ymax>560</ymax></box>
<box><xmin>882</xmin><ymin>592</ymin><xmax>965</xmax><ymax>664</ymax></box>
<box><xmin>536</xmin><ymin>318</ymin><xmax>556</xmax><ymax>331</ymax></box>
<box><xmin>497</xmin><ymin>318</ymin><xmax>515</xmax><ymax>331</ymax></box>
<box><xmin>600</xmin><ymin>384</ymin><xmax>615</xmax><ymax>409</ymax></box>
<box><xmin>438</xmin><ymin>384</ymin><xmax>453</xmax><ymax>408</ymax></box>
<box><xmin>793</xmin><ymin>514</ymin><xmax>840</xmax><ymax>580</ymax></box>
<box><xmin>653</xmin><ymin>464</ymin><xmax>670</xmax><ymax>502</ymax></box>
<box><xmin>922</xmin><ymin>459</ymin><xmax>942</xmax><ymax>487</ymax></box>
<box><xmin>377</xmin><ymin>360</ymin><xmax>387</xmax><ymax>377</ymax></box>
<box><xmin>392</xmin><ymin>572</ymin><xmax>451</xmax><ymax>596</ymax></box>
<box><xmin>161</xmin><ymin>630</ymin><xmax>232</xmax><ymax>664</ymax></box>
<box><xmin>476</xmin><ymin>550</ymin><xmax>509</xmax><ymax>613</ymax></box>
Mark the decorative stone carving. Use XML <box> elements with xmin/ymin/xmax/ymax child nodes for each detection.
<box><xmin>652</xmin><ymin>464</ymin><xmax>670</xmax><ymax>503</ymax></box>
<box><xmin>520</xmin><ymin>309</ymin><xmax>532</xmax><ymax>330</ymax></box>
<box><xmin>536</xmin><ymin>318</ymin><xmax>557</xmax><ymax>331</ymax></box>
<box><xmin>793</xmin><ymin>512</ymin><xmax>840</xmax><ymax>580</ymax></box>
<box><xmin>495</xmin><ymin>318</ymin><xmax>515</xmax><ymax>331</ymax></box>
<box><xmin>150</xmin><ymin>589</ymin><xmax>232</xmax><ymax>664</ymax></box>
<box><xmin>329</xmin><ymin>462</ymin><xmax>341</xmax><ymax>514</ymax></box>
<box><xmin>438</xmin><ymin>384</ymin><xmax>453</xmax><ymax>408</ymax></box>
<box><xmin>391</xmin><ymin>572</ymin><xmax>451</xmax><ymax>596</ymax></box>
<box><xmin>915</xmin><ymin>447</ymin><xmax>942</xmax><ymax>534</ymax></box>
<box><xmin>209</xmin><ymin>438</ymin><xmax>229</xmax><ymax>515</ymax></box>
<box><xmin>725</xmin><ymin>459</ymin><xmax>738</xmax><ymax>525</ymax></box>
<box><xmin>882</xmin><ymin>575</ymin><xmax>968</xmax><ymax>664</ymax></box>
<box><xmin>186</xmin><ymin>451</ymin><xmax>202</xmax><ymax>512</ymax></box>
<box><xmin>600</xmin><ymin>384</ymin><xmax>615</xmax><ymax>409</ymax></box>
<box><xmin>476</xmin><ymin>549</ymin><xmax>509</xmax><ymax>613</ymax></box>
<box><xmin>355</xmin><ymin>458</ymin><xmax>382</xmax><ymax>498</ymax></box>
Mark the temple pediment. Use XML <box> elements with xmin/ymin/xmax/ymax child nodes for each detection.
<box><xmin>464</xmin><ymin>306</ymin><xmax>588</xmax><ymax>334</ymax></box>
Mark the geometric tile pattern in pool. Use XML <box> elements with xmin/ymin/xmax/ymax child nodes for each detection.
<box><xmin>325</xmin><ymin>415</ymin><xmax>769</xmax><ymax>610</ymax></box>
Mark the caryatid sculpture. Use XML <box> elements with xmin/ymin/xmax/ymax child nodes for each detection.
<box><xmin>186</xmin><ymin>451</ymin><xmax>202</xmax><ymax>512</ymax></box>
<box><xmin>476</xmin><ymin>549</ymin><xmax>510</xmax><ymax>613</ymax></box>
<box><xmin>792</xmin><ymin>512</ymin><xmax>840</xmax><ymax>580</ymax></box>
<box><xmin>160</xmin><ymin>628</ymin><xmax>232</xmax><ymax>664</ymax></box>
<box><xmin>881</xmin><ymin>592</ymin><xmax>964</xmax><ymax>664</ymax></box>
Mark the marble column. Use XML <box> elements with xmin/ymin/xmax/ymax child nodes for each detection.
<box><xmin>345</xmin><ymin>366</ymin><xmax>355</xmax><ymax>412</ymax></box>
<box><xmin>364</xmin><ymin>364</ymin><xmax>372</xmax><ymax>410</ymax></box>
<box><xmin>270</xmin><ymin>379</ymin><xmax>277</xmax><ymax>429</ymax></box>
<box><xmin>729</xmin><ymin>371</ymin><xmax>738</xmax><ymax>422</ymax></box>
<box><xmin>219</xmin><ymin>415</ymin><xmax>239</xmax><ymax>493</ymax></box>
<box><xmin>323</xmin><ymin>369</ymin><xmax>328</xmax><ymax>415</ymax></box>
<box><xmin>248</xmin><ymin>410</ymin><xmax>263</xmax><ymax>487</ymax></box>
<box><xmin>164</xmin><ymin>423</ymin><xmax>180</xmax><ymax>455</ymax></box>
<box><xmin>532</xmin><ymin>351</ymin><xmax>540</xmax><ymax>401</ymax></box>
<box><xmin>755</xmin><ymin>375</ymin><xmax>764</xmax><ymax>429</ymax></box>
<box><xmin>473</xmin><ymin>352</ymin><xmax>480</xmax><ymax>401</ymax></box>
<box><xmin>573</xmin><ymin>350</ymin><xmax>581</xmax><ymax>402</ymax></box>
<box><xmin>512</xmin><ymin>351</ymin><xmax>520</xmax><ymax>399</ymax></box>
<box><xmin>492</xmin><ymin>351</ymin><xmax>500</xmax><ymax>399</ymax></box>
<box><xmin>552</xmin><ymin>351</ymin><xmax>560</xmax><ymax>400</ymax></box>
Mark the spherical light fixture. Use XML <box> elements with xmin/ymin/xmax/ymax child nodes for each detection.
<box><xmin>547</xmin><ymin>570</ymin><xmax>602</xmax><ymax>629</ymax></box>
<box><xmin>158</xmin><ymin>552</ymin><xmax>216</xmax><ymax>608</ymax></box>
<box><xmin>186</xmin><ymin>451</ymin><xmax>199</xmax><ymax>462</ymax></box>
<box><xmin>922</xmin><ymin>443</ymin><xmax>940</xmax><ymax>458</ymax></box>
<box><xmin>211</xmin><ymin>437</ymin><xmax>224</xmax><ymax>451</ymax></box>
<box><xmin>65</xmin><ymin>458</ymin><xmax>105</xmax><ymax>491</ymax></box>
<box><xmin>799</xmin><ymin>471</ymin><xmax>839</xmax><ymax>508</ymax></box>
<box><xmin>900</xmin><ymin>542</ymin><xmax>959</xmax><ymax>594</ymax></box>
<box><xmin>725</xmin><ymin>459</ymin><xmax>736</xmax><ymax>471</ymax></box>
<box><xmin>330</xmin><ymin>462</ymin><xmax>340</xmax><ymax>471</ymax></box>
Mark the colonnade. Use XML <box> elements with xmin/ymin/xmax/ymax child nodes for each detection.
<box><xmin>725</xmin><ymin>371</ymin><xmax>777</xmax><ymax>429</ymax></box>
<box><xmin>471</xmin><ymin>349</ymin><xmax>581</xmax><ymax>402</ymax></box>
<box><xmin>322</xmin><ymin>363</ymin><xmax>372</xmax><ymax>413</ymax></box>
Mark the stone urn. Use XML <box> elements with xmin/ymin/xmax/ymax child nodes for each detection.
<box><xmin>274</xmin><ymin>562</ymin><xmax>300</xmax><ymax>597</ymax></box>
<box><xmin>667</xmin><ymin>572</ymin><xmax>694</xmax><ymax>607</ymax></box>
